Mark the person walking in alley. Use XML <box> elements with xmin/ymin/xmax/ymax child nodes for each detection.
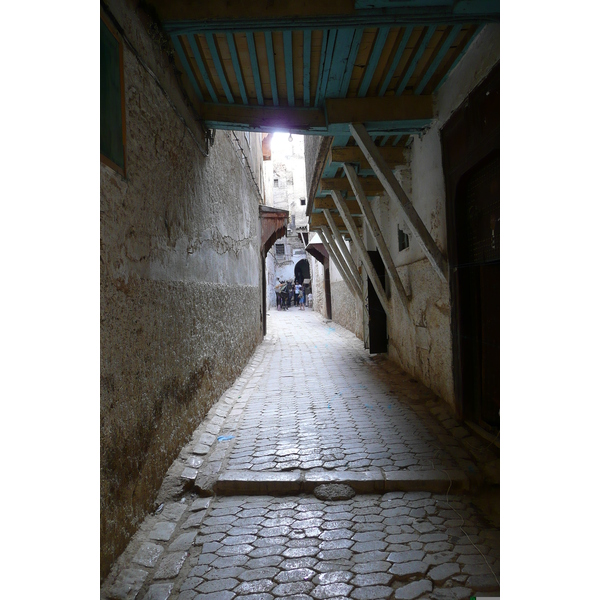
<box><xmin>294</xmin><ymin>281</ymin><xmax>300</xmax><ymax>306</ymax></box>
<box><xmin>298</xmin><ymin>287</ymin><xmax>305</xmax><ymax>310</ymax></box>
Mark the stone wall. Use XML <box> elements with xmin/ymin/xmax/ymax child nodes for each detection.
<box><xmin>100</xmin><ymin>0</ymin><xmax>263</xmax><ymax>579</ymax></box>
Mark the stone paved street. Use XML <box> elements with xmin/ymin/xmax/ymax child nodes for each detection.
<box><xmin>102</xmin><ymin>308</ymin><xmax>500</xmax><ymax>599</ymax></box>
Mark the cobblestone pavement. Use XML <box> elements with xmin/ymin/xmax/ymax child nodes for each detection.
<box><xmin>225</xmin><ymin>313</ymin><xmax>468</xmax><ymax>476</ymax></box>
<box><xmin>102</xmin><ymin>308</ymin><xmax>500</xmax><ymax>600</ymax></box>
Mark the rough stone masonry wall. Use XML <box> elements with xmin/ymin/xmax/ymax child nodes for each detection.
<box><xmin>100</xmin><ymin>1</ymin><xmax>262</xmax><ymax>580</ymax></box>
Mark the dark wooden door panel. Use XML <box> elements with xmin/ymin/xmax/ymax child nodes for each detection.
<box><xmin>367</xmin><ymin>250</ymin><xmax>387</xmax><ymax>354</ymax></box>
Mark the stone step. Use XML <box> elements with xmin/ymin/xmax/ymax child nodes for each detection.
<box><xmin>214</xmin><ymin>468</ymin><xmax>469</xmax><ymax>496</ymax></box>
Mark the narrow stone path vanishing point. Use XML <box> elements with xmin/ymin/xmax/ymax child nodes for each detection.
<box><xmin>102</xmin><ymin>307</ymin><xmax>500</xmax><ymax>600</ymax></box>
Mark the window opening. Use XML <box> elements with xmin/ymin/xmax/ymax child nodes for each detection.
<box><xmin>398</xmin><ymin>228</ymin><xmax>409</xmax><ymax>252</ymax></box>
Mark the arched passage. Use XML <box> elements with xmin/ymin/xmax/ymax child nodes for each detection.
<box><xmin>294</xmin><ymin>258</ymin><xmax>310</xmax><ymax>285</ymax></box>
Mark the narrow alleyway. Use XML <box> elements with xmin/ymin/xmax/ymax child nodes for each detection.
<box><xmin>102</xmin><ymin>309</ymin><xmax>500</xmax><ymax>600</ymax></box>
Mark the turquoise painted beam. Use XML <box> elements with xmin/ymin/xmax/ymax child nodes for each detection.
<box><xmin>205</xmin><ymin>33</ymin><xmax>234</xmax><ymax>103</ymax></box>
<box><xmin>314</xmin><ymin>31</ymin><xmax>328</xmax><ymax>107</ymax></box>
<box><xmin>283</xmin><ymin>30</ymin><xmax>295</xmax><ymax>107</ymax></box>
<box><xmin>264</xmin><ymin>31</ymin><xmax>279</xmax><ymax>106</ymax></box>
<box><xmin>303</xmin><ymin>30</ymin><xmax>311</xmax><ymax>107</ymax></box>
<box><xmin>328</xmin><ymin>120</ymin><xmax>431</xmax><ymax>136</ymax></box>
<box><xmin>325</xmin><ymin>28</ymin><xmax>357</xmax><ymax>98</ymax></box>
<box><xmin>434</xmin><ymin>25</ymin><xmax>484</xmax><ymax>92</ymax></box>
<box><xmin>204</xmin><ymin>121</ymin><xmax>328</xmax><ymax>134</ymax></box>
<box><xmin>185</xmin><ymin>34</ymin><xmax>217</xmax><ymax>102</ymax></box>
<box><xmin>414</xmin><ymin>24</ymin><xmax>462</xmax><ymax>95</ymax></box>
<box><xmin>395</xmin><ymin>25</ymin><xmax>436</xmax><ymax>96</ymax></box>
<box><xmin>358</xmin><ymin>26</ymin><xmax>390</xmax><ymax>97</ymax></box>
<box><xmin>378</xmin><ymin>26</ymin><xmax>413</xmax><ymax>96</ymax></box>
<box><xmin>226</xmin><ymin>33</ymin><xmax>248</xmax><ymax>104</ymax></box>
<box><xmin>315</xmin><ymin>30</ymin><xmax>338</xmax><ymax>107</ymax></box>
<box><xmin>246</xmin><ymin>32</ymin><xmax>264</xmax><ymax>105</ymax></box>
<box><xmin>339</xmin><ymin>28</ymin><xmax>364</xmax><ymax>97</ymax></box>
<box><xmin>171</xmin><ymin>35</ymin><xmax>204</xmax><ymax>101</ymax></box>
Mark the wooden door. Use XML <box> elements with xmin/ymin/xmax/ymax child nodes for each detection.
<box><xmin>456</xmin><ymin>154</ymin><xmax>500</xmax><ymax>426</ymax></box>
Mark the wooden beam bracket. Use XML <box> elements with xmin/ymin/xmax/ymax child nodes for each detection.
<box><xmin>349</xmin><ymin>122</ymin><xmax>448</xmax><ymax>282</ymax></box>
<box><xmin>323</xmin><ymin>209</ymin><xmax>362</xmax><ymax>292</ymax></box>
<box><xmin>343</xmin><ymin>163</ymin><xmax>410</xmax><ymax>313</ymax></box>
<box><xmin>329</xmin><ymin>190</ymin><xmax>391</xmax><ymax>318</ymax></box>
<box><xmin>317</xmin><ymin>227</ymin><xmax>362</xmax><ymax>300</ymax></box>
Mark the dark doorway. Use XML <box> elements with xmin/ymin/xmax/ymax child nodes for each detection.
<box><xmin>294</xmin><ymin>259</ymin><xmax>310</xmax><ymax>284</ymax></box>
<box><xmin>455</xmin><ymin>154</ymin><xmax>500</xmax><ymax>426</ymax></box>
<box><xmin>324</xmin><ymin>260</ymin><xmax>332</xmax><ymax>320</ymax></box>
<box><xmin>442</xmin><ymin>63</ymin><xmax>500</xmax><ymax>429</ymax></box>
<box><xmin>367</xmin><ymin>250</ymin><xmax>387</xmax><ymax>354</ymax></box>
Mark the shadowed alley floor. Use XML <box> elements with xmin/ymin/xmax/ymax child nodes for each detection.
<box><xmin>102</xmin><ymin>307</ymin><xmax>500</xmax><ymax>600</ymax></box>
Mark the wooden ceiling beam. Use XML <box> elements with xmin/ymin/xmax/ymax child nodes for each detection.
<box><xmin>313</xmin><ymin>197</ymin><xmax>361</xmax><ymax>215</ymax></box>
<box><xmin>200</xmin><ymin>104</ymin><xmax>326</xmax><ymax>132</ymax></box>
<box><xmin>326</xmin><ymin>95</ymin><xmax>433</xmax><ymax>125</ymax></box>
<box><xmin>310</xmin><ymin>212</ymin><xmax>359</xmax><ymax>231</ymax></box>
<box><xmin>320</xmin><ymin>176</ymin><xmax>384</xmax><ymax>195</ymax></box>
<box><xmin>329</xmin><ymin>145</ymin><xmax>406</xmax><ymax>169</ymax></box>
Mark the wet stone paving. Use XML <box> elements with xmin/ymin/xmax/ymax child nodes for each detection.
<box><xmin>102</xmin><ymin>309</ymin><xmax>500</xmax><ymax>599</ymax></box>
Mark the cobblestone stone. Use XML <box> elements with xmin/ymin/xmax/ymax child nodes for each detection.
<box><xmin>132</xmin><ymin>544</ymin><xmax>164</xmax><ymax>568</ymax></box>
<box><xmin>394</xmin><ymin>579</ymin><xmax>433</xmax><ymax>599</ymax></box>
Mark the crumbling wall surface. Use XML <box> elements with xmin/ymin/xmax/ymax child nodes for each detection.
<box><xmin>101</xmin><ymin>1</ymin><xmax>262</xmax><ymax>579</ymax></box>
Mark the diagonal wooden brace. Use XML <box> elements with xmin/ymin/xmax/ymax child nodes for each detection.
<box><xmin>349</xmin><ymin>122</ymin><xmax>448</xmax><ymax>282</ymax></box>
<box><xmin>343</xmin><ymin>163</ymin><xmax>410</xmax><ymax>314</ymax></box>
<box><xmin>317</xmin><ymin>227</ymin><xmax>363</xmax><ymax>300</ymax></box>
<box><xmin>329</xmin><ymin>190</ymin><xmax>391</xmax><ymax>318</ymax></box>
<box><xmin>323</xmin><ymin>209</ymin><xmax>362</xmax><ymax>291</ymax></box>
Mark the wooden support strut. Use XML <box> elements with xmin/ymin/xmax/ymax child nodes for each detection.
<box><xmin>317</xmin><ymin>227</ymin><xmax>362</xmax><ymax>300</ymax></box>
<box><xmin>329</xmin><ymin>190</ymin><xmax>391</xmax><ymax>318</ymax></box>
<box><xmin>349</xmin><ymin>123</ymin><xmax>448</xmax><ymax>282</ymax></box>
<box><xmin>323</xmin><ymin>209</ymin><xmax>362</xmax><ymax>292</ymax></box>
<box><xmin>343</xmin><ymin>163</ymin><xmax>411</xmax><ymax>313</ymax></box>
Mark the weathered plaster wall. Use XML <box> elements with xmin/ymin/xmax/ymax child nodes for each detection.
<box><xmin>101</xmin><ymin>1</ymin><xmax>263</xmax><ymax>579</ymax></box>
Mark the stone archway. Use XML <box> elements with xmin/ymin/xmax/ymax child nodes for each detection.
<box><xmin>294</xmin><ymin>259</ymin><xmax>310</xmax><ymax>285</ymax></box>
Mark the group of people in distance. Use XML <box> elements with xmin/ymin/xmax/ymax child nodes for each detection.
<box><xmin>275</xmin><ymin>279</ymin><xmax>312</xmax><ymax>311</ymax></box>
